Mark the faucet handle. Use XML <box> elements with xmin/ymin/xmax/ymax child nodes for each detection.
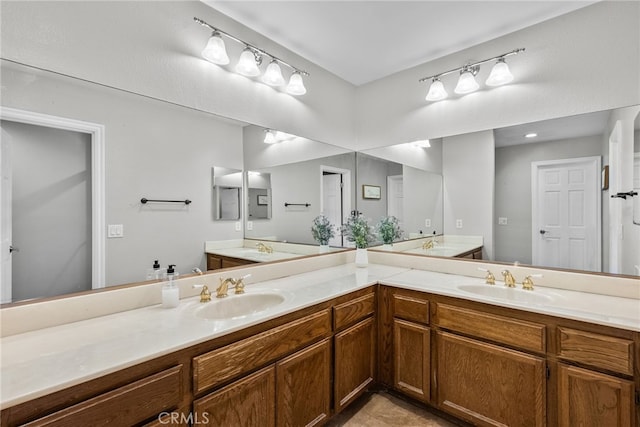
<box><xmin>501</xmin><ymin>270</ymin><xmax>517</xmax><ymax>288</ymax></box>
<box><xmin>477</xmin><ymin>268</ymin><xmax>495</xmax><ymax>285</ymax></box>
<box><xmin>522</xmin><ymin>274</ymin><xmax>543</xmax><ymax>291</ymax></box>
<box><xmin>234</xmin><ymin>274</ymin><xmax>251</xmax><ymax>294</ymax></box>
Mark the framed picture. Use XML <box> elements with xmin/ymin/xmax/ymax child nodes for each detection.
<box><xmin>257</xmin><ymin>194</ymin><xmax>269</xmax><ymax>205</ymax></box>
<box><xmin>362</xmin><ymin>184</ymin><xmax>381</xmax><ymax>200</ymax></box>
<box><xmin>602</xmin><ymin>165</ymin><xmax>609</xmax><ymax>190</ymax></box>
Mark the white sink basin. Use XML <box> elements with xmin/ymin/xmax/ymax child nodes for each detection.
<box><xmin>457</xmin><ymin>284</ymin><xmax>552</xmax><ymax>305</ymax></box>
<box><xmin>195</xmin><ymin>293</ymin><xmax>285</xmax><ymax>320</ymax></box>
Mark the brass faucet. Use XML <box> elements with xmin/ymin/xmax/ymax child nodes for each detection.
<box><xmin>501</xmin><ymin>270</ymin><xmax>517</xmax><ymax>288</ymax></box>
<box><xmin>478</xmin><ymin>268</ymin><xmax>495</xmax><ymax>285</ymax></box>
<box><xmin>256</xmin><ymin>242</ymin><xmax>273</xmax><ymax>253</ymax></box>
<box><xmin>422</xmin><ymin>238</ymin><xmax>436</xmax><ymax>250</ymax></box>
<box><xmin>522</xmin><ymin>276</ymin><xmax>535</xmax><ymax>291</ymax></box>
<box><xmin>216</xmin><ymin>274</ymin><xmax>250</xmax><ymax>298</ymax></box>
<box><xmin>199</xmin><ymin>285</ymin><xmax>211</xmax><ymax>302</ymax></box>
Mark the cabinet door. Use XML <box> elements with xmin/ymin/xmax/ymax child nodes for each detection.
<box><xmin>437</xmin><ymin>331</ymin><xmax>546</xmax><ymax>427</ymax></box>
<box><xmin>276</xmin><ymin>339</ymin><xmax>331</xmax><ymax>427</ymax></box>
<box><xmin>335</xmin><ymin>317</ymin><xmax>375</xmax><ymax>412</ymax></box>
<box><xmin>394</xmin><ymin>319</ymin><xmax>430</xmax><ymax>403</ymax></box>
<box><xmin>558</xmin><ymin>363</ymin><xmax>633</xmax><ymax>427</ymax></box>
<box><xmin>193</xmin><ymin>366</ymin><xmax>275</xmax><ymax>427</ymax></box>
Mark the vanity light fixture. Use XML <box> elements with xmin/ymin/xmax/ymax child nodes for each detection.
<box><xmin>420</xmin><ymin>48</ymin><xmax>524</xmax><ymax>102</ymax></box>
<box><xmin>195</xmin><ymin>17</ymin><xmax>309</xmax><ymax>95</ymax></box>
<box><xmin>525</xmin><ymin>132</ymin><xmax>538</xmax><ymax>138</ymax></box>
<box><xmin>264</xmin><ymin>129</ymin><xmax>277</xmax><ymax>144</ymax></box>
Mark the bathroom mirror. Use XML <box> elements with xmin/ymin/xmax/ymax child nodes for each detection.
<box><xmin>212</xmin><ymin>167</ymin><xmax>242</xmax><ymax>221</ymax></box>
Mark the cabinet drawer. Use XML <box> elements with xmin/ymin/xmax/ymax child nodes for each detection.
<box><xmin>393</xmin><ymin>294</ymin><xmax>429</xmax><ymax>325</ymax></box>
<box><xmin>25</xmin><ymin>365</ymin><xmax>183</xmax><ymax>426</ymax></box>
<box><xmin>434</xmin><ymin>303</ymin><xmax>546</xmax><ymax>353</ymax></box>
<box><xmin>193</xmin><ymin>309</ymin><xmax>331</xmax><ymax>394</ymax></box>
<box><xmin>333</xmin><ymin>292</ymin><xmax>375</xmax><ymax>330</ymax></box>
<box><xmin>558</xmin><ymin>327</ymin><xmax>634</xmax><ymax>375</ymax></box>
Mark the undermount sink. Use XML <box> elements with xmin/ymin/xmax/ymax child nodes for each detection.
<box><xmin>457</xmin><ymin>284</ymin><xmax>552</xmax><ymax>305</ymax></box>
<box><xmin>195</xmin><ymin>293</ymin><xmax>285</xmax><ymax>320</ymax></box>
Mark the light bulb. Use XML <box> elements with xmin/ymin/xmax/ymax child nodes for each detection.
<box><xmin>425</xmin><ymin>78</ymin><xmax>448</xmax><ymax>101</ymax></box>
<box><xmin>286</xmin><ymin>72</ymin><xmax>307</xmax><ymax>95</ymax></box>
<box><xmin>262</xmin><ymin>60</ymin><xmax>285</xmax><ymax>86</ymax></box>
<box><xmin>236</xmin><ymin>47</ymin><xmax>261</xmax><ymax>77</ymax></box>
<box><xmin>201</xmin><ymin>32</ymin><xmax>229</xmax><ymax>65</ymax></box>
<box><xmin>263</xmin><ymin>130</ymin><xmax>277</xmax><ymax>144</ymax></box>
<box><xmin>486</xmin><ymin>58</ymin><xmax>514</xmax><ymax>86</ymax></box>
<box><xmin>454</xmin><ymin>69</ymin><xmax>479</xmax><ymax>94</ymax></box>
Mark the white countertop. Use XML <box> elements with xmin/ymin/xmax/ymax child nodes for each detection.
<box><xmin>207</xmin><ymin>246</ymin><xmax>305</xmax><ymax>262</ymax></box>
<box><xmin>2</xmin><ymin>263</ymin><xmax>639</xmax><ymax>408</ymax></box>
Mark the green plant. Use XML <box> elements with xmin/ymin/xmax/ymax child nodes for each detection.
<box><xmin>376</xmin><ymin>216</ymin><xmax>403</xmax><ymax>244</ymax></box>
<box><xmin>311</xmin><ymin>215</ymin><xmax>335</xmax><ymax>245</ymax></box>
<box><xmin>341</xmin><ymin>213</ymin><xmax>375</xmax><ymax>249</ymax></box>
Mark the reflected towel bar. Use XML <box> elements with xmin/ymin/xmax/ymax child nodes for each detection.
<box><xmin>284</xmin><ymin>202</ymin><xmax>310</xmax><ymax>207</ymax></box>
<box><xmin>141</xmin><ymin>198</ymin><xmax>192</xmax><ymax>205</ymax></box>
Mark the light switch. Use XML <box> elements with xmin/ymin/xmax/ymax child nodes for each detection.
<box><xmin>425</xmin><ymin>219</ymin><xmax>431</xmax><ymax>227</ymax></box>
<box><xmin>498</xmin><ymin>217</ymin><xmax>508</xmax><ymax>225</ymax></box>
<box><xmin>455</xmin><ymin>219</ymin><xmax>463</xmax><ymax>229</ymax></box>
<box><xmin>107</xmin><ymin>224</ymin><xmax>124</xmax><ymax>238</ymax></box>
<box><xmin>247</xmin><ymin>221</ymin><xmax>253</xmax><ymax>231</ymax></box>
<box><xmin>235</xmin><ymin>222</ymin><xmax>242</xmax><ymax>232</ymax></box>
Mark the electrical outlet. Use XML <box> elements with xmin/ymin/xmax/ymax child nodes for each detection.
<box><xmin>107</xmin><ymin>224</ymin><xmax>124</xmax><ymax>238</ymax></box>
<box><xmin>498</xmin><ymin>217</ymin><xmax>508</xmax><ymax>225</ymax></box>
<box><xmin>234</xmin><ymin>221</ymin><xmax>241</xmax><ymax>232</ymax></box>
<box><xmin>247</xmin><ymin>221</ymin><xmax>253</xmax><ymax>231</ymax></box>
<box><xmin>455</xmin><ymin>219</ymin><xmax>463</xmax><ymax>229</ymax></box>
<box><xmin>425</xmin><ymin>218</ymin><xmax>431</xmax><ymax>227</ymax></box>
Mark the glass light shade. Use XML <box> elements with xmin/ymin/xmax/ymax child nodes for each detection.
<box><xmin>262</xmin><ymin>60</ymin><xmax>285</xmax><ymax>86</ymax></box>
<box><xmin>486</xmin><ymin>59</ymin><xmax>514</xmax><ymax>86</ymax></box>
<box><xmin>425</xmin><ymin>79</ymin><xmax>448</xmax><ymax>101</ymax></box>
<box><xmin>263</xmin><ymin>130</ymin><xmax>277</xmax><ymax>144</ymax></box>
<box><xmin>454</xmin><ymin>70</ymin><xmax>479</xmax><ymax>94</ymax></box>
<box><xmin>236</xmin><ymin>48</ymin><xmax>261</xmax><ymax>77</ymax></box>
<box><xmin>201</xmin><ymin>32</ymin><xmax>229</xmax><ymax>65</ymax></box>
<box><xmin>286</xmin><ymin>72</ymin><xmax>307</xmax><ymax>95</ymax></box>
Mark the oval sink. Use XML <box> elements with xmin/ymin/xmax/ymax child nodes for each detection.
<box><xmin>195</xmin><ymin>293</ymin><xmax>285</xmax><ymax>320</ymax></box>
<box><xmin>457</xmin><ymin>284</ymin><xmax>552</xmax><ymax>305</ymax></box>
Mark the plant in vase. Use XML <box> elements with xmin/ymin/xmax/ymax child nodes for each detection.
<box><xmin>311</xmin><ymin>215</ymin><xmax>335</xmax><ymax>253</ymax></box>
<box><xmin>376</xmin><ymin>216</ymin><xmax>403</xmax><ymax>250</ymax></box>
<box><xmin>340</xmin><ymin>213</ymin><xmax>375</xmax><ymax>266</ymax></box>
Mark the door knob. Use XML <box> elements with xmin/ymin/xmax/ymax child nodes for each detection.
<box><xmin>9</xmin><ymin>245</ymin><xmax>19</xmax><ymax>253</ymax></box>
<box><xmin>539</xmin><ymin>230</ymin><xmax>547</xmax><ymax>235</ymax></box>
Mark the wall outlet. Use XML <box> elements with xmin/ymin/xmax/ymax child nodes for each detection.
<box><xmin>235</xmin><ymin>221</ymin><xmax>242</xmax><ymax>232</ymax></box>
<box><xmin>455</xmin><ymin>219</ymin><xmax>463</xmax><ymax>229</ymax></box>
<box><xmin>425</xmin><ymin>218</ymin><xmax>431</xmax><ymax>227</ymax></box>
<box><xmin>107</xmin><ymin>224</ymin><xmax>124</xmax><ymax>238</ymax></box>
<box><xmin>498</xmin><ymin>217</ymin><xmax>508</xmax><ymax>225</ymax></box>
<box><xmin>246</xmin><ymin>221</ymin><xmax>253</xmax><ymax>231</ymax></box>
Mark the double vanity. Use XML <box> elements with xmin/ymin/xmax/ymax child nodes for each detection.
<box><xmin>1</xmin><ymin>250</ymin><xmax>638</xmax><ymax>426</ymax></box>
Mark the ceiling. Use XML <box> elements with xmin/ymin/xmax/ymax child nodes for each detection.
<box><xmin>204</xmin><ymin>0</ymin><xmax>597</xmax><ymax>86</ymax></box>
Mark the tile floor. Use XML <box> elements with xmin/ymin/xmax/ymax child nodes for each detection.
<box><xmin>326</xmin><ymin>392</ymin><xmax>464</xmax><ymax>427</ymax></box>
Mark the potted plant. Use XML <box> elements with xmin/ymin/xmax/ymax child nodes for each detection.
<box><xmin>340</xmin><ymin>213</ymin><xmax>375</xmax><ymax>266</ymax></box>
<box><xmin>376</xmin><ymin>216</ymin><xmax>403</xmax><ymax>250</ymax></box>
<box><xmin>311</xmin><ymin>215</ymin><xmax>335</xmax><ymax>253</ymax></box>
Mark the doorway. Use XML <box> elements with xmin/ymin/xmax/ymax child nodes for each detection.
<box><xmin>387</xmin><ymin>175</ymin><xmax>404</xmax><ymax>224</ymax></box>
<box><xmin>531</xmin><ymin>156</ymin><xmax>601</xmax><ymax>272</ymax></box>
<box><xmin>0</xmin><ymin>107</ymin><xmax>105</xmax><ymax>303</ymax></box>
<box><xmin>321</xmin><ymin>166</ymin><xmax>352</xmax><ymax>247</ymax></box>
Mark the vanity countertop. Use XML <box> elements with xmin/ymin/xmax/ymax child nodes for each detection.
<box><xmin>2</xmin><ymin>263</ymin><xmax>639</xmax><ymax>408</ymax></box>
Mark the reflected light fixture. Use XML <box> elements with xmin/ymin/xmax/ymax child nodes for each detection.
<box><xmin>264</xmin><ymin>129</ymin><xmax>277</xmax><ymax>144</ymax></box>
<box><xmin>263</xmin><ymin>129</ymin><xmax>299</xmax><ymax>144</ymax></box>
<box><xmin>420</xmin><ymin>48</ymin><xmax>524</xmax><ymax>102</ymax></box>
<box><xmin>195</xmin><ymin>17</ymin><xmax>309</xmax><ymax>95</ymax></box>
<box><xmin>525</xmin><ymin>132</ymin><xmax>538</xmax><ymax>138</ymax></box>
<box><xmin>201</xmin><ymin>31</ymin><xmax>229</xmax><ymax>65</ymax></box>
<box><xmin>411</xmin><ymin>140</ymin><xmax>431</xmax><ymax>148</ymax></box>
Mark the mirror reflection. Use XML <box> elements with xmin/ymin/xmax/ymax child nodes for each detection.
<box><xmin>247</xmin><ymin>171</ymin><xmax>272</xmax><ymax>220</ymax></box>
<box><xmin>212</xmin><ymin>167</ymin><xmax>242</xmax><ymax>221</ymax></box>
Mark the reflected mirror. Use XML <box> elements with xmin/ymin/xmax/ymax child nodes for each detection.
<box><xmin>212</xmin><ymin>167</ymin><xmax>242</xmax><ymax>220</ymax></box>
<box><xmin>247</xmin><ymin>171</ymin><xmax>271</xmax><ymax>220</ymax></box>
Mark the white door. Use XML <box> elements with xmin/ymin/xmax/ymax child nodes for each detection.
<box><xmin>387</xmin><ymin>175</ymin><xmax>404</xmax><ymax>223</ymax></box>
<box><xmin>322</xmin><ymin>173</ymin><xmax>343</xmax><ymax>247</ymax></box>
<box><xmin>0</xmin><ymin>128</ymin><xmax>12</xmax><ymax>303</ymax></box>
<box><xmin>532</xmin><ymin>157</ymin><xmax>601</xmax><ymax>272</ymax></box>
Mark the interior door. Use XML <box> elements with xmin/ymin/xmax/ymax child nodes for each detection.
<box><xmin>387</xmin><ymin>175</ymin><xmax>404</xmax><ymax>223</ymax></box>
<box><xmin>532</xmin><ymin>157</ymin><xmax>600</xmax><ymax>271</ymax></box>
<box><xmin>0</xmin><ymin>126</ymin><xmax>12</xmax><ymax>303</ymax></box>
<box><xmin>322</xmin><ymin>172</ymin><xmax>343</xmax><ymax>247</ymax></box>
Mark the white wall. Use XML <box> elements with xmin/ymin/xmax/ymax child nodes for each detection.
<box><xmin>443</xmin><ymin>131</ymin><xmax>495</xmax><ymax>259</ymax></box>
<box><xmin>403</xmin><ymin>166</ymin><xmax>443</xmax><ymax>237</ymax></box>
<box><xmin>0</xmin><ymin>1</ymin><xmax>356</xmax><ymax>148</ymax></box>
<box><xmin>355</xmin><ymin>1</ymin><xmax>640</xmax><ymax>151</ymax></box>
<box><xmin>495</xmin><ymin>135</ymin><xmax>603</xmax><ymax>265</ymax></box>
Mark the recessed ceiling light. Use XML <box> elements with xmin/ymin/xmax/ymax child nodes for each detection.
<box><xmin>525</xmin><ymin>133</ymin><xmax>538</xmax><ymax>138</ymax></box>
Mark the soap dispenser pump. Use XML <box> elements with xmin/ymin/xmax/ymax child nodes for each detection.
<box><xmin>162</xmin><ymin>264</ymin><xmax>179</xmax><ymax>308</ymax></box>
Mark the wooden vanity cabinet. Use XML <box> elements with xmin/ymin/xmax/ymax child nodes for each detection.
<box><xmin>206</xmin><ymin>253</ymin><xmax>257</xmax><ymax>271</ymax></box>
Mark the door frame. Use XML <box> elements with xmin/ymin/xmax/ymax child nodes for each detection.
<box><xmin>320</xmin><ymin>165</ymin><xmax>352</xmax><ymax>246</ymax></box>
<box><xmin>531</xmin><ymin>156</ymin><xmax>601</xmax><ymax>271</ymax></box>
<box><xmin>0</xmin><ymin>107</ymin><xmax>106</xmax><ymax>291</ymax></box>
<box><xmin>386</xmin><ymin>174</ymin><xmax>403</xmax><ymax>219</ymax></box>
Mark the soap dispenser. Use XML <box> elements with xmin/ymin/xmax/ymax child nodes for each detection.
<box><xmin>162</xmin><ymin>264</ymin><xmax>179</xmax><ymax>308</ymax></box>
